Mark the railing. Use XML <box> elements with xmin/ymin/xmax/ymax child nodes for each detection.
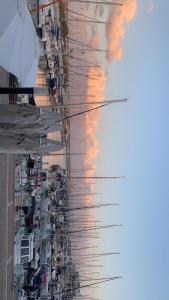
<box><xmin>9</xmin><ymin>73</ymin><xmax>18</xmax><ymax>104</ymax></box>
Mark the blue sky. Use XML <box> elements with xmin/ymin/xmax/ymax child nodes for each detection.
<box><xmin>93</xmin><ymin>1</ymin><xmax>169</xmax><ymax>299</ymax></box>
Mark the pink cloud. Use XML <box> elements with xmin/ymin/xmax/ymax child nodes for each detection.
<box><xmin>106</xmin><ymin>0</ymin><xmax>137</xmax><ymax>62</ymax></box>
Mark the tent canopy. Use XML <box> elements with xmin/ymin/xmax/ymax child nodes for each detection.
<box><xmin>0</xmin><ymin>0</ymin><xmax>40</xmax><ymax>86</ymax></box>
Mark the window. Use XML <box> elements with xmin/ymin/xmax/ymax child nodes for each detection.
<box><xmin>21</xmin><ymin>256</ymin><xmax>29</xmax><ymax>264</ymax></box>
<box><xmin>21</xmin><ymin>248</ymin><xmax>29</xmax><ymax>256</ymax></box>
<box><xmin>21</xmin><ymin>240</ymin><xmax>29</xmax><ymax>247</ymax></box>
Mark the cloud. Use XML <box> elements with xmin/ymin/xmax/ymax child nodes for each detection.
<box><xmin>147</xmin><ymin>1</ymin><xmax>155</xmax><ymax>14</ymax></box>
<box><xmin>83</xmin><ymin>66</ymin><xmax>106</xmax><ymax>183</ymax></box>
<box><xmin>89</xmin><ymin>32</ymin><xmax>100</xmax><ymax>48</ymax></box>
<box><xmin>106</xmin><ymin>0</ymin><xmax>137</xmax><ymax>62</ymax></box>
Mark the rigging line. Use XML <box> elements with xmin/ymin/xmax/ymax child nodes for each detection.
<box><xmin>52</xmin><ymin>276</ymin><xmax>122</xmax><ymax>296</ymax></box>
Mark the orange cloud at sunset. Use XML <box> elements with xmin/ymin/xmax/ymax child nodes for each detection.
<box><xmin>106</xmin><ymin>0</ymin><xmax>137</xmax><ymax>62</ymax></box>
<box><xmin>89</xmin><ymin>32</ymin><xmax>100</xmax><ymax>49</ymax></box>
<box><xmin>83</xmin><ymin>66</ymin><xmax>106</xmax><ymax>185</ymax></box>
<box><xmin>67</xmin><ymin>3</ymin><xmax>107</xmax><ymax>209</ymax></box>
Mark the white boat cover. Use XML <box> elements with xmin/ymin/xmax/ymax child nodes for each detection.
<box><xmin>0</xmin><ymin>0</ymin><xmax>40</xmax><ymax>86</ymax></box>
<box><xmin>0</xmin><ymin>104</ymin><xmax>63</xmax><ymax>134</ymax></box>
<box><xmin>0</xmin><ymin>134</ymin><xmax>64</xmax><ymax>154</ymax></box>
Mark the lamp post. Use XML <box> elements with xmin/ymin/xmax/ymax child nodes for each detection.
<box><xmin>0</xmin><ymin>86</ymin><xmax>68</xmax><ymax>95</ymax></box>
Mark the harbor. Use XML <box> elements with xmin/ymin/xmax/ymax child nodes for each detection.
<box><xmin>0</xmin><ymin>1</ymin><xmax>123</xmax><ymax>299</ymax></box>
<box><xmin>0</xmin><ymin>1</ymin><xmax>167</xmax><ymax>300</ymax></box>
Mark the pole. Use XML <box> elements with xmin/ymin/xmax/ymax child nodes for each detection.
<box><xmin>63</xmin><ymin>53</ymin><xmax>100</xmax><ymax>66</ymax></box>
<box><xmin>67</xmin><ymin>18</ymin><xmax>109</xmax><ymax>24</ymax></box>
<box><xmin>65</xmin><ymin>7</ymin><xmax>107</xmax><ymax>22</ymax></box>
<box><xmin>31</xmin><ymin>0</ymin><xmax>123</xmax><ymax>13</ymax></box>
<box><xmin>69</xmin><ymin>70</ymin><xmax>97</xmax><ymax>80</ymax></box>
<box><xmin>0</xmin><ymin>87</ymin><xmax>51</xmax><ymax>95</ymax></box>
<box><xmin>31</xmin><ymin>0</ymin><xmax>61</xmax><ymax>13</ymax></box>
<box><xmin>68</xmin><ymin>224</ymin><xmax>123</xmax><ymax>234</ymax></box>
<box><xmin>53</xmin><ymin>276</ymin><xmax>122</xmax><ymax>296</ymax></box>
<box><xmin>0</xmin><ymin>87</ymin><xmax>34</xmax><ymax>95</ymax></box>
<box><xmin>44</xmin><ymin>153</ymin><xmax>86</xmax><ymax>156</ymax></box>
<box><xmin>18</xmin><ymin>175</ymin><xmax>125</xmax><ymax>180</ymax></box>
<box><xmin>67</xmin><ymin>36</ymin><xmax>101</xmax><ymax>49</ymax></box>
<box><xmin>68</xmin><ymin>65</ymin><xmax>102</xmax><ymax>68</ymax></box>
<box><xmin>46</xmin><ymin>99</ymin><xmax>127</xmax><ymax>123</ymax></box>
<box><xmin>76</xmin><ymin>252</ymin><xmax>120</xmax><ymax>257</ymax></box>
<box><xmin>60</xmin><ymin>99</ymin><xmax>127</xmax><ymax>107</ymax></box>
<box><xmin>68</xmin><ymin>95</ymin><xmax>96</xmax><ymax>97</ymax></box>
<box><xmin>72</xmin><ymin>1</ymin><xmax>122</xmax><ymax>4</ymax></box>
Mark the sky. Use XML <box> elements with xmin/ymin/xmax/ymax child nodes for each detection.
<box><xmin>2</xmin><ymin>1</ymin><xmax>169</xmax><ymax>299</ymax></box>
<box><xmin>93</xmin><ymin>1</ymin><xmax>169</xmax><ymax>299</ymax></box>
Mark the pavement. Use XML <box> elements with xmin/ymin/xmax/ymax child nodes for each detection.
<box><xmin>0</xmin><ymin>154</ymin><xmax>15</xmax><ymax>300</ymax></box>
<box><xmin>0</xmin><ymin>66</ymin><xmax>15</xmax><ymax>300</ymax></box>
